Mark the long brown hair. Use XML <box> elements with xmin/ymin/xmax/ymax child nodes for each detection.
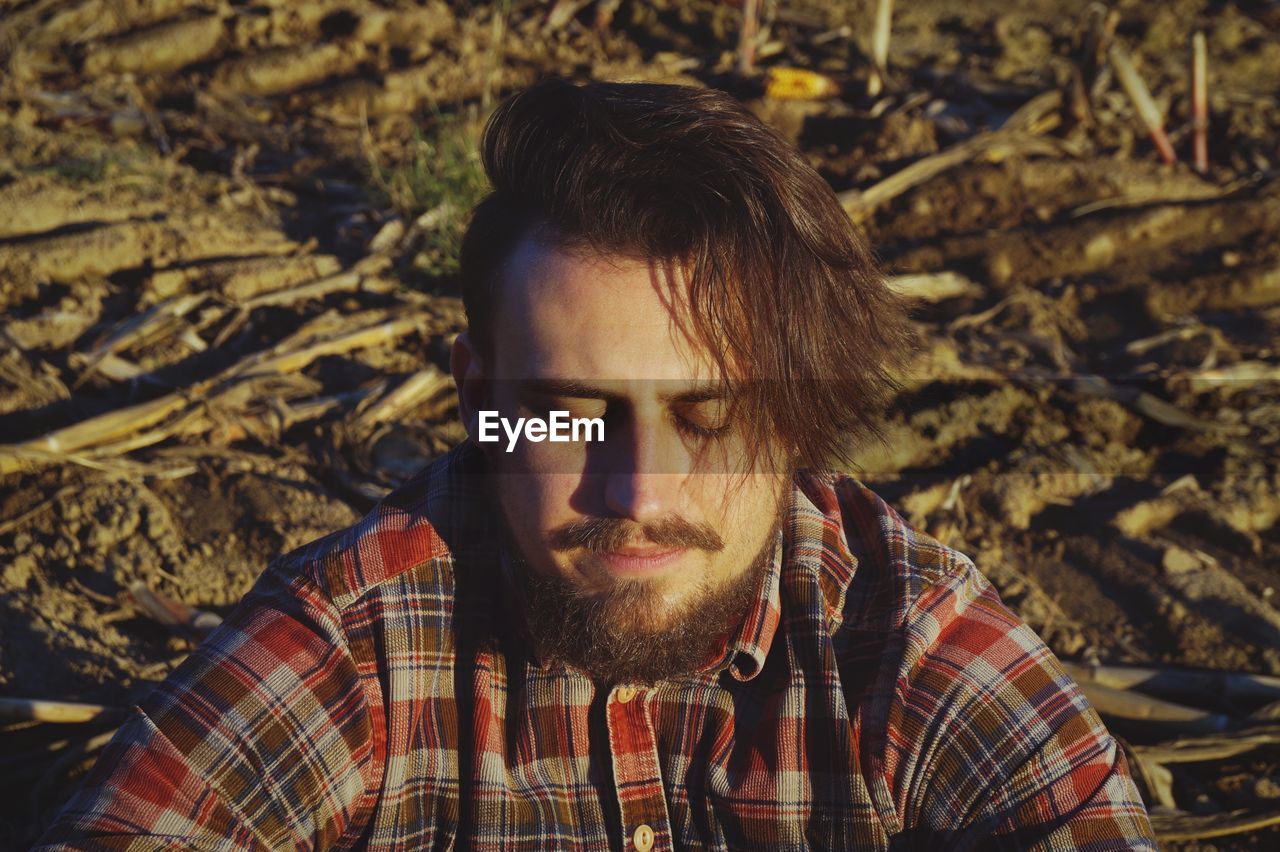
<box><xmin>459</xmin><ymin>78</ymin><xmax>914</xmax><ymax>470</ymax></box>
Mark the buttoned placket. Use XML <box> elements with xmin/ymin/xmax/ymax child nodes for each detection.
<box><xmin>605</xmin><ymin>683</ymin><xmax>672</xmax><ymax>851</ymax></box>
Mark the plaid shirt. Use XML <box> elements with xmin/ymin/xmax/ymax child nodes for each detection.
<box><xmin>40</xmin><ymin>444</ymin><xmax>1155</xmax><ymax>850</ymax></box>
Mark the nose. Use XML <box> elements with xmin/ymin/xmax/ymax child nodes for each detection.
<box><xmin>602</xmin><ymin>413</ymin><xmax>685</xmax><ymax>523</ymax></box>
<box><xmin>604</xmin><ymin>471</ymin><xmax>682</xmax><ymax>524</ymax></box>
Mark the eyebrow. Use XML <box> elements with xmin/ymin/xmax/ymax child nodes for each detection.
<box><xmin>517</xmin><ymin>378</ymin><xmax>731</xmax><ymax>404</ymax></box>
<box><xmin>518</xmin><ymin>379</ymin><xmax>622</xmax><ymax>402</ymax></box>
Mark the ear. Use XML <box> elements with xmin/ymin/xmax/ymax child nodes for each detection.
<box><xmin>450</xmin><ymin>331</ymin><xmax>487</xmax><ymax>443</ymax></box>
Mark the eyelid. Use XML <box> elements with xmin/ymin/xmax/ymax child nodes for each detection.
<box><xmin>674</xmin><ymin>397</ymin><xmax>730</xmax><ymax>423</ymax></box>
<box><xmin>671</xmin><ymin>411</ymin><xmax>732</xmax><ymax>440</ymax></box>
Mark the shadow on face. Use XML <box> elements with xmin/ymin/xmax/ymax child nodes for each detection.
<box><xmin>451</xmin><ymin>235</ymin><xmax>791</xmax><ymax>673</ymax></box>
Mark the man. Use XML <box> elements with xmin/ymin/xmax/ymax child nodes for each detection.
<box><xmin>41</xmin><ymin>80</ymin><xmax>1156</xmax><ymax>849</ymax></box>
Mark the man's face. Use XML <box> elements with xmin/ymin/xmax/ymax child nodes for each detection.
<box><xmin>453</xmin><ymin>235</ymin><xmax>791</xmax><ymax>681</ymax></box>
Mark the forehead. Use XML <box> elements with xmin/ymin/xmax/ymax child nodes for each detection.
<box><xmin>489</xmin><ymin>235</ymin><xmax>718</xmax><ymax>384</ymax></box>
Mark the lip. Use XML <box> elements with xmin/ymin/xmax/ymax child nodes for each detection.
<box><xmin>597</xmin><ymin>547</ymin><xmax>687</xmax><ymax>576</ymax></box>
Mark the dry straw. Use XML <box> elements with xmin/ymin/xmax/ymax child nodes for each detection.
<box><xmin>1109</xmin><ymin>43</ymin><xmax>1177</xmax><ymax>164</ymax></box>
<box><xmin>1191</xmin><ymin>31</ymin><xmax>1208</xmax><ymax>173</ymax></box>
<box><xmin>868</xmin><ymin>0</ymin><xmax>894</xmax><ymax>97</ymax></box>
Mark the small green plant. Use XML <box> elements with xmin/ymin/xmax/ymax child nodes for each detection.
<box><xmin>19</xmin><ymin>145</ymin><xmax>141</xmax><ymax>185</ymax></box>
<box><xmin>52</xmin><ymin>155</ymin><xmax>113</xmax><ymax>184</ymax></box>
<box><xmin>372</xmin><ymin>112</ymin><xmax>490</xmax><ymax>280</ymax></box>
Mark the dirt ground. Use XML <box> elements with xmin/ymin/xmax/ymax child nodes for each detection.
<box><xmin>1</xmin><ymin>0</ymin><xmax>1278</xmax><ymax>847</ymax></box>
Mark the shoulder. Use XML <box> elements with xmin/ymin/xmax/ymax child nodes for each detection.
<box><xmin>798</xmin><ymin>470</ymin><xmax>1087</xmax><ymax>758</ymax></box>
<box><xmin>800</xmin><ymin>470</ymin><xmax>1057</xmax><ymax>703</ymax></box>
<box><xmin>793</xmin><ymin>474</ymin><xmax>1153</xmax><ymax>842</ymax></box>
<box><xmin>802</xmin><ymin>474</ymin><xmax>1122</xmax><ymax>832</ymax></box>
<box><xmin>264</xmin><ymin>444</ymin><xmax>490</xmax><ymax>612</ymax></box>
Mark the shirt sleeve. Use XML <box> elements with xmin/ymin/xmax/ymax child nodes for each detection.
<box><xmin>886</xmin><ymin>560</ymin><xmax>1158</xmax><ymax>850</ymax></box>
<box><xmin>35</xmin><ymin>563</ymin><xmax>380</xmax><ymax>850</ymax></box>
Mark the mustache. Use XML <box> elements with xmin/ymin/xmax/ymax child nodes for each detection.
<box><xmin>546</xmin><ymin>516</ymin><xmax>724</xmax><ymax>553</ymax></box>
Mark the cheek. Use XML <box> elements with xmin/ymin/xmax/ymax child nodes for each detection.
<box><xmin>693</xmin><ymin>474</ymin><xmax>784</xmax><ymax>524</ymax></box>
<box><xmin>704</xmin><ymin>477</ymin><xmax>787</xmax><ymax>556</ymax></box>
<box><xmin>494</xmin><ymin>471</ymin><xmax>581</xmax><ymax>531</ymax></box>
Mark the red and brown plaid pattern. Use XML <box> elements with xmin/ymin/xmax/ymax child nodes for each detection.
<box><xmin>39</xmin><ymin>444</ymin><xmax>1156</xmax><ymax>849</ymax></box>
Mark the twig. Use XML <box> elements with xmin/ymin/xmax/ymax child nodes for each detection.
<box><xmin>482</xmin><ymin>1</ymin><xmax>509</xmax><ymax>109</ymax></box>
<box><xmin>544</xmin><ymin>0</ymin><xmax>590</xmax><ymax>32</ymax></box>
<box><xmin>7</xmin><ymin>393</ymin><xmax>191</xmax><ymax>465</ymax></box>
<box><xmin>0</xmin><ymin>311</ymin><xmax>430</xmax><ymax>475</ymax></box>
<box><xmin>1080</xmin><ymin>3</ymin><xmax>1120</xmax><ymax>102</ymax></box>
<box><xmin>867</xmin><ymin>0</ymin><xmax>893</xmax><ymax>97</ymax></box>
<box><xmin>1192</xmin><ymin>32</ymin><xmax>1208</xmax><ymax>173</ymax></box>
<box><xmin>0</xmin><ymin>697</ymin><xmax>126</xmax><ymax>724</ymax></box>
<box><xmin>839</xmin><ymin>131</ymin><xmax>1073</xmax><ymax>220</ymax></box>
<box><xmin>229</xmin><ymin>314</ymin><xmax>423</xmax><ymax>379</ymax></box>
<box><xmin>1133</xmin><ymin>725</ymin><xmax>1280</xmax><ymax>765</ymax></box>
<box><xmin>1150</xmin><ymin>807</ymin><xmax>1280</xmax><ymax>842</ymax></box>
<box><xmin>1064</xmin><ymin>661</ymin><xmax>1280</xmax><ymax>705</ymax></box>
<box><xmin>884</xmin><ymin>272</ymin><xmax>983</xmax><ymax>303</ymax></box>
<box><xmin>241</xmin><ymin>267</ymin><xmax>373</xmax><ymax>311</ymax></box>
<box><xmin>1067</xmin><ymin>181</ymin><xmax>1227</xmax><ymax>217</ymax></box>
<box><xmin>737</xmin><ymin>0</ymin><xmax>760</xmax><ymax>75</ymax></box>
<box><xmin>1070</xmin><ymin>373</ymin><xmax>1243</xmax><ymax>434</ymax></box>
<box><xmin>594</xmin><ymin>0</ymin><xmax>622</xmax><ymax>31</ymax></box>
<box><xmin>128</xmin><ymin>582</ymin><xmax>222</xmax><ymax>639</ymax></box>
<box><xmin>1109</xmin><ymin>43</ymin><xmax>1177</xmax><ymax>165</ymax></box>
<box><xmin>31</xmin><ymin>728</ymin><xmax>119</xmax><ymax>826</ymax></box>
<box><xmin>1003</xmin><ymin>89</ymin><xmax>1065</xmax><ymax>134</ymax></box>
<box><xmin>350</xmin><ymin>367</ymin><xmax>452</xmax><ymax>434</ymax></box>
<box><xmin>71</xmin><ymin>293</ymin><xmax>208</xmax><ymax>388</ymax></box>
<box><xmin>1176</xmin><ymin>361</ymin><xmax>1280</xmax><ymax>395</ymax></box>
<box><xmin>0</xmin><ymin>485</ymin><xmax>76</xmax><ymax>538</ymax></box>
<box><xmin>1075</xmin><ymin>679</ymin><xmax>1231</xmax><ymax>734</ymax></box>
<box><xmin>1120</xmin><ymin>740</ymin><xmax>1177</xmax><ymax>809</ymax></box>
<box><xmin>66</xmin><ymin>579</ymin><xmax>119</xmax><ymax>609</ymax></box>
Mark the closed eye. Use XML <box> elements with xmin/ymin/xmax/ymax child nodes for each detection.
<box><xmin>675</xmin><ymin>418</ymin><xmax>731</xmax><ymax>439</ymax></box>
<box><xmin>671</xmin><ymin>410</ymin><xmax>732</xmax><ymax>440</ymax></box>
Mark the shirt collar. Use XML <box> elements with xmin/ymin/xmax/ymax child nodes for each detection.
<box><xmin>703</xmin><ymin>528</ymin><xmax>783</xmax><ymax>682</ymax></box>
<box><xmin>708</xmin><ymin>473</ymin><xmax>861</xmax><ymax>681</ymax></box>
<box><xmin>789</xmin><ymin>470</ymin><xmax>859</xmax><ymax>629</ymax></box>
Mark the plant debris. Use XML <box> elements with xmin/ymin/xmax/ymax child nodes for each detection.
<box><xmin>1</xmin><ymin>1</ymin><xmax>1277</xmax><ymax>847</ymax></box>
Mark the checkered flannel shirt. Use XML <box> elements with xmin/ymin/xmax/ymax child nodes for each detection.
<box><xmin>40</xmin><ymin>443</ymin><xmax>1156</xmax><ymax>849</ymax></box>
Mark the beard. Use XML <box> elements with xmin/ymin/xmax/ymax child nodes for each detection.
<box><xmin>517</xmin><ymin>509</ymin><xmax>785</xmax><ymax>686</ymax></box>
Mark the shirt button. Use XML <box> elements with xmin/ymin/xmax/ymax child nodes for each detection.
<box><xmin>632</xmin><ymin>823</ymin><xmax>654</xmax><ymax>852</ymax></box>
<box><xmin>615</xmin><ymin>686</ymin><xmax>637</xmax><ymax>704</ymax></box>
